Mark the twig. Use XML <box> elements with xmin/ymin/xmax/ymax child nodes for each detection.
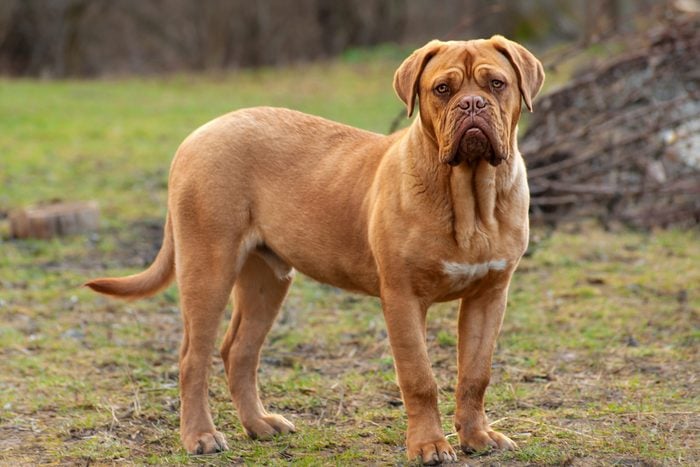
<box><xmin>506</xmin><ymin>417</ymin><xmax>601</xmax><ymax>441</ymax></box>
<box><xmin>335</xmin><ymin>385</ymin><xmax>345</xmax><ymax>417</ymax></box>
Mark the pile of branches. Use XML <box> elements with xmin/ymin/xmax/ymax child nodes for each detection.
<box><xmin>522</xmin><ymin>13</ymin><xmax>700</xmax><ymax>228</ymax></box>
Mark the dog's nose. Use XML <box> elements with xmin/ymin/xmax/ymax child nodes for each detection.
<box><xmin>458</xmin><ymin>95</ymin><xmax>486</xmax><ymax>115</ymax></box>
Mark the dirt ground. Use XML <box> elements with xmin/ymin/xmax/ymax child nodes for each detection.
<box><xmin>1</xmin><ymin>220</ymin><xmax>698</xmax><ymax>465</ymax></box>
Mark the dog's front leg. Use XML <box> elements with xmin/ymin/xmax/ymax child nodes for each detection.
<box><xmin>454</xmin><ymin>281</ymin><xmax>518</xmax><ymax>453</ymax></box>
<box><xmin>381</xmin><ymin>290</ymin><xmax>457</xmax><ymax>464</ymax></box>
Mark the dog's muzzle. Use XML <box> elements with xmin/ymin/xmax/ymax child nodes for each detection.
<box><xmin>445</xmin><ymin>96</ymin><xmax>503</xmax><ymax>167</ymax></box>
<box><xmin>447</xmin><ymin>122</ymin><xmax>501</xmax><ymax>167</ymax></box>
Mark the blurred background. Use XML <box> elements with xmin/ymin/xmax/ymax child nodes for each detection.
<box><xmin>0</xmin><ymin>0</ymin><xmax>669</xmax><ymax>77</ymax></box>
<box><xmin>2</xmin><ymin>0</ymin><xmax>698</xmax><ymax>228</ymax></box>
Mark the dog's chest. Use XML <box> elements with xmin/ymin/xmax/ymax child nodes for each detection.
<box><xmin>439</xmin><ymin>258</ymin><xmax>509</xmax><ymax>294</ymax></box>
<box><xmin>428</xmin><ymin>225</ymin><xmax>526</xmax><ymax>299</ymax></box>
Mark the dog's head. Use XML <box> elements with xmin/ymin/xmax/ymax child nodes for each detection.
<box><xmin>394</xmin><ymin>36</ymin><xmax>544</xmax><ymax>166</ymax></box>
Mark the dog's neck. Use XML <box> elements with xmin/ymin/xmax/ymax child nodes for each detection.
<box><xmin>402</xmin><ymin>120</ymin><xmax>527</xmax><ymax>249</ymax></box>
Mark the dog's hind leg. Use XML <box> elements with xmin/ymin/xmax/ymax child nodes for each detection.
<box><xmin>220</xmin><ymin>251</ymin><xmax>296</xmax><ymax>439</ymax></box>
<box><xmin>173</xmin><ymin>209</ymin><xmax>253</xmax><ymax>454</ymax></box>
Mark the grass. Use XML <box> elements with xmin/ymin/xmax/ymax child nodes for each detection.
<box><xmin>1</xmin><ymin>50</ymin><xmax>699</xmax><ymax>465</ymax></box>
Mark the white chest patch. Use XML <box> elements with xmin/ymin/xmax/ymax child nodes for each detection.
<box><xmin>442</xmin><ymin>259</ymin><xmax>507</xmax><ymax>290</ymax></box>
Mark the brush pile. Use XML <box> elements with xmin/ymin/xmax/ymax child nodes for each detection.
<box><xmin>522</xmin><ymin>14</ymin><xmax>700</xmax><ymax>228</ymax></box>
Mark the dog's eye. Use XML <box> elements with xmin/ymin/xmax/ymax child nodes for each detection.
<box><xmin>434</xmin><ymin>84</ymin><xmax>450</xmax><ymax>95</ymax></box>
<box><xmin>491</xmin><ymin>79</ymin><xmax>504</xmax><ymax>89</ymax></box>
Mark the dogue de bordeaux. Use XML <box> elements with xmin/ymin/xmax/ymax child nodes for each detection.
<box><xmin>87</xmin><ymin>35</ymin><xmax>544</xmax><ymax>464</ymax></box>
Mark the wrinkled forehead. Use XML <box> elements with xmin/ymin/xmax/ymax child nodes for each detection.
<box><xmin>422</xmin><ymin>40</ymin><xmax>514</xmax><ymax>79</ymax></box>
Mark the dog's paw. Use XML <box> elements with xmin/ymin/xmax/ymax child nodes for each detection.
<box><xmin>459</xmin><ymin>429</ymin><xmax>517</xmax><ymax>454</ymax></box>
<box><xmin>407</xmin><ymin>437</ymin><xmax>458</xmax><ymax>465</ymax></box>
<box><xmin>183</xmin><ymin>430</ymin><xmax>229</xmax><ymax>455</ymax></box>
<box><xmin>243</xmin><ymin>413</ymin><xmax>296</xmax><ymax>439</ymax></box>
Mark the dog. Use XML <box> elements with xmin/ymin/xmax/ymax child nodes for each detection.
<box><xmin>86</xmin><ymin>35</ymin><xmax>543</xmax><ymax>464</ymax></box>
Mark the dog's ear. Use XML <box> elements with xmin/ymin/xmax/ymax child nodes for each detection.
<box><xmin>490</xmin><ymin>35</ymin><xmax>545</xmax><ymax>112</ymax></box>
<box><xmin>393</xmin><ymin>40</ymin><xmax>443</xmax><ymax>118</ymax></box>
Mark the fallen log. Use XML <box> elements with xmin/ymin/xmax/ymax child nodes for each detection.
<box><xmin>522</xmin><ymin>13</ymin><xmax>700</xmax><ymax>228</ymax></box>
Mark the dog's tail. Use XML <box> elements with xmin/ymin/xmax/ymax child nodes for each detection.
<box><xmin>85</xmin><ymin>214</ymin><xmax>175</xmax><ymax>300</ymax></box>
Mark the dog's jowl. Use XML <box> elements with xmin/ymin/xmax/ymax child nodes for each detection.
<box><xmin>87</xmin><ymin>35</ymin><xmax>544</xmax><ymax>464</ymax></box>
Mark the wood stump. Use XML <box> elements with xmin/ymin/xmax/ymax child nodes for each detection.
<box><xmin>9</xmin><ymin>201</ymin><xmax>100</xmax><ymax>239</ymax></box>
